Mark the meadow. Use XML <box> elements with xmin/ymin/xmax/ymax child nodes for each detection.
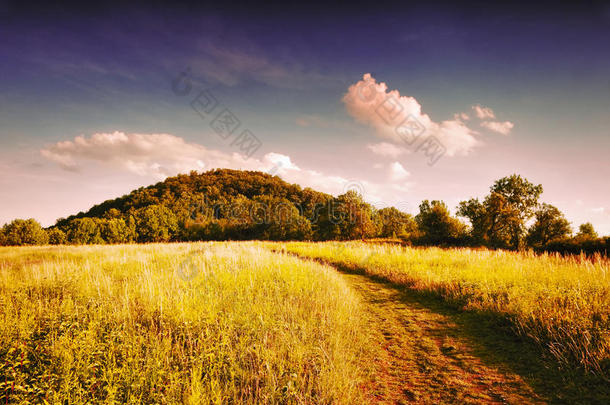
<box><xmin>280</xmin><ymin>242</ymin><xmax>610</xmax><ymax>377</ymax></box>
<box><xmin>1</xmin><ymin>241</ymin><xmax>610</xmax><ymax>404</ymax></box>
<box><xmin>0</xmin><ymin>243</ymin><xmax>370</xmax><ymax>404</ymax></box>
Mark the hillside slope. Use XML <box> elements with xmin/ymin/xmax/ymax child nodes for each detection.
<box><xmin>50</xmin><ymin>169</ymin><xmax>402</xmax><ymax>243</ymax></box>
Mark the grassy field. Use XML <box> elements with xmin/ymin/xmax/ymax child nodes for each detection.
<box><xmin>0</xmin><ymin>243</ymin><xmax>370</xmax><ymax>404</ymax></box>
<box><xmin>279</xmin><ymin>242</ymin><xmax>610</xmax><ymax>378</ymax></box>
<box><xmin>2</xmin><ymin>241</ymin><xmax>610</xmax><ymax>404</ymax></box>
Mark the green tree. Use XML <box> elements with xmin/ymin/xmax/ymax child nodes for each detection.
<box><xmin>47</xmin><ymin>228</ymin><xmax>67</xmax><ymax>245</ymax></box>
<box><xmin>334</xmin><ymin>191</ymin><xmax>377</xmax><ymax>240</ymax></box>
<box><xmin>377</xmin><ymin>207</ymin><xmax>417</xmax><ymax>239</ymax></box>
<box><xmin>416</xmin><ymin>200</ymin><xmax>467</xmax><ymax>245</ymax></box>
<box><xmin>183</xmin><ymin>220</ymin><xmax>225</xmax><ymax>241</ymax></box>
<box><xmin>458</xmin><ymin>175</ymin><xmax>542</xmax><ymax>249</ymax></box>
<box><xmin>252</xmin><ymin>196</ymin><xmax>313</xmax><ymax>240</ymax></box>
<box><xmin>489</xmin><ymin>175</ymin><xmax>543</xmax><ymax>249</ymax></box>
<box><xmin>1</xmin><ymin>219</ymin><xmax>49</xmax><ymax>246</ymax></box>
<box><xmin>101</xmin><ymin>218</ymin><xmax>135</xmax><ymax>244</ymax></box>
<box><xmin>218</xmin><ymin>195</ymin><xmax>256</xmax><ymax>240</ymax></box>
<box><xmin>576</xmin><ymin>222</ymin><xmax>598</xmax><ymax>240</ymax></box>
<box><xmin>103</xmin><ymin>208</ymin><xmax>123</xmax><ymax>219</ymax></box>
<box><xmin>134</xmin><ymin>205</ymin><xmax>179</xmax><ymax>242</ymax></box>
<box><xmin>458</xmin><ymin>193</ymin><xmax>518</xmax><ymax>248</ymax></box>
<box><xmin>312</xmin><ymin>201</ymin><xmax>343</xmax><ymax>241</ymax></box>
<box><xmin>526</xmin><ymin>203</ymin><xmax>572</xmax><ymax>247</ymax></box>
<box><xmin>65</xmin><ymin>218</ymin><xmax>104</xmax><ymax>244</ymax></box>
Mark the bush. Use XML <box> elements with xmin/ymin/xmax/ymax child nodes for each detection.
<box><xmin>133</xmin><ymin>205</ymin><xmax>179</xmax><ymax>243</ymax></box>
<box><xmin>101</xmin><ymin>217</ymin><xmax>136</xmax><ymax>244</ymax></box>
<box><xmin>65</xmin><ymin>218</ymin><xmax>105</xmax><ymax>245</ymax></box>
<box><xmin>415</xmin><ymin>200</ymin><xmax>468</xmax><ymax>246</ymax></box>
<box><xmin>1</xmin><ymin>219</ymin><xmax>49</xmax><ymax>246</ymax></box>
<box><xmin>540</xmin><ymin>237</ymin><xmax>609</xmax><ymax>256</ymax></box>
<box><xmin>47</xmin><ymin>228</ymin><xmax>67</xmax><ymax>245</ymax></box>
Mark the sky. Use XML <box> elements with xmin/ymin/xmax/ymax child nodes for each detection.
<box><xmin>1</xmin><ymin>1</ymin><xmax>609</xmax><ymax>234</ymax></box>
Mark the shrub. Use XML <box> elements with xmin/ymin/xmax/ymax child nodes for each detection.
<box><xmin>1</xmin><ymin>219</ymin><xmax>49</xmax><ymax>246</ymax></box>
<box><xmin>47</xmin><ymin>228</ymin><xmax>67</xmax><ymax>245</ymax></box>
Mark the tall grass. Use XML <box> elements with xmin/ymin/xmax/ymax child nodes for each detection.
<box><xmin>280</xmin><ymin>242</ymin><xmax>610</xmax><ymax>376</ymax></box>
<box><xmin>0</xmin><ymin>243</ymin><xmax>368</xmax><ymax>404</ymax></box>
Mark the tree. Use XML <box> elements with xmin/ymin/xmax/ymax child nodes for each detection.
<box><xmin>65</xmin><ymin>218</ymin><xmax>104</xmax><ymax>244</ymax></box>
<box><xmin>312</xmin><ymin>200</ymin><xmax>343</xmax><ymax>241</ymax></box>
<box><xmin>456</xmin><ymin>198</ymin><xmax>488</xmax><ymax>244</ymax></box>
<box><xmin>103</xmin><ymin>208</ymin><xmax>123</xmax><ymax>219</ymax></box>
<box><xmin>377</xmin><ymin>207</ymin><xmax>417</xmax><ymax>239</ymax></box>
<box><xmin>334</xmin><ymin>191</ymin><xmax>377</xmax><ymax>240</ymax></box>
<box><xmin>218</xmin><ymin>195</ymin><xmax>257</xmax><ymax>240</ymax></box>
<box><xmin>101</xmin><ymin>218</ymin><xmax>135</xmax><ymax>244</ymax></box>
<box><xmin>526</xmin><ymin>203</ymin><xmax>572</xmax><ymax>247</ymax></box>
<box><xmin>458</xmin><ymin>175</ymin><xmax>542</xmax><ymax>250</ymax></box>
<box><xmin>251</xmin><ymin>196</ymin><xmax>313</xmax><ymax>240</ymax></box>
<box><xmin>458</xmin><ymin>193</ymin><xmax>519</xmax><ymax>248</ymax></box>
<box><xmin>183</xmin><ymin>220</ymin><xmax>225</xmax><ymax>241</ymax></box>
<box><xmin>47</xmin><ymin>228</ymin><xmax>67</xmax><ymax>245</ymax></box>
<box><xmin>576</xmin><ymin>222</ymin><xmax>598</xmax><ymax>240</ymax></box>
<box><xmin>133</xmin><ymin>205</ymin><xmax>179</xmax><ymax>242</ymax></box>
<box><xmin>415</xmin><ymin>200</ymin><xmax>467</xmax><ymax>245</ymax></box>
<box><xmin>1</xmin><ymin>219</ymin><xmax>49</xmax><ymax>246</ymax></box>
<box><xmin>489</xmin><ymin>175</ymin><xmax>543</xmax><ymax>249</ymax></box>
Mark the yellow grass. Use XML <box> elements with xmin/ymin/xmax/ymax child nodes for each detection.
<box><xmin>0</xmin><ymin>243</ymin><xmax>369</xmax><ymax>404</ymax></box>
<box><xmin>279</xmin><ymin>241</ymin><xmax>610</xmax><ymax>376</ymax></box>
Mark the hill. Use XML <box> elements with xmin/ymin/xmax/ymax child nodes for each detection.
<box><xmin>1</xmin><ymin>171</ymin><xmax>606</xmax><ymax>255</ymax></box>
<box><xmin>49</xmin><ymin>169</ymin><xmax>403</xmax><ymax>243</ymax></box>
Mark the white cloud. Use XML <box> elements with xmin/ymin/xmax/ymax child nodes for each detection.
<box><xmin>472</xmin><ymin>104</ymin><xmax>496</xmax><ymax>119</ymax></box>
<box><xmin>343</xmin><ymin>73</ymin><xmax>479</xmax><ymax>156</ymax></box>
<box><xmin>41</xmin><ymin>131</ymin><xmax>257</xmax><ymax>179</ymax></box>
<box><xmin>264</xmin><ymin>152</ymin><xmax>300</xmax><ymax>171</ymax></box>
<box><xmin>454</xmin><ymin>112</ymin><xmax>470</xmax><ymax>121</ymax></box>
<box><xmin>40</xmin><ymin>131</ymin><xmax>419</xmax><ymax>214</ymax></box>
<box><xmin>389</xmin><ymin>161</ymin><xmax>410</xmax><ymax>181</ymax></box>
<box><xmin>481</xmin><ymin>120</ymin><xmax>514</xmax><ymax>135</ymax></box>
<box><xmin>367</xmin><ymin>142</ymin><xmax>406</xmax><ymax>158</ymax></box>
<box><xmin>592</xmin><ymin>207</ymin><xmax>606</xmax><ymax>213</ymax></box>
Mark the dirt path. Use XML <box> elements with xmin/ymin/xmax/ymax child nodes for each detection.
<box><xmin>340</xmin><ymin>270</ymin><xmax>544</xmax><ymax>404</ymax></box>
<box><xmin>274</xmin><ymin>250</ymin><xmax>610</xmax><ymax>404</ymax></box>
<box><xmin>277</xmin><ymin>251</ymin><xmax>610</xmax><ymax>404</ymax></box>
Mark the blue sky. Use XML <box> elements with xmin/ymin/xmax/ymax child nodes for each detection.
<box><xmin>1</xmin><ymin>2</ymin><xmax>609</xmax><ymax>234</ymax></box>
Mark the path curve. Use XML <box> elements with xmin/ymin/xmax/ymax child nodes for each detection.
<box><xmin>285</xmin><ymin>253</ymin><xmax>546</xmax><ymax>404</ymax></box>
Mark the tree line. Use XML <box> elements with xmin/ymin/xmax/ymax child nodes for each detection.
<box><xmin>0</xmin><ymin>170</ymin><xmax>607</xmax><ymax>255</ymax></box>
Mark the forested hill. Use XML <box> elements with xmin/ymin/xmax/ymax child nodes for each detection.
<box><xmin>50</xmin><ymin>169</ymin><xmax>393</xmax><ymax>243</ymax></box>
<box><xmin>2</xmin><ymin>171</ymin><xmax>606</xmax><ymax>255</ymax></box>
<box><xmin>56</xmin><ymin>169</ymin><xmax>333</xmax><ymax>228</ymax></box>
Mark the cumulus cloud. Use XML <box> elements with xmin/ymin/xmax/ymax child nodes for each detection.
<box><xmin>343</xmin><ymin>73</ymin><xmax>479</xmax><ymax>156</ymax></box>
<box><xmin>454</xmin><ymin>112</ymin><xmax>470</xmax><ymax>121</ymax></box>
<box><xmin>41</xmin><ymin>131</ymin><xmax>416</xmax><ymax>209</ymax></box>
<box><xmin>41</xmin><ymin>132</ymin><xmax>247</xmax><ymax>179</ymax></box>
<box><xmin>367</xmin><ymin>142</ymin><xmax>406</xmax><ymax>158</ymax></box>
<box><xmin>472</xmin><ymin>104</ymin><xmax>496</xmax><ymax>120</ymax></box>
<box><xmin>389</xmin><ymin>161</ymin><xmax>410</xmax><ymax>181</ymax></box>
<box><xmin>480</xmin><ymin>120</ymin><xmax>514</xmax><ymax>135</ymax></box>
<box><xmin>262</xmin><ymin>154</ymin><xmax>414</xmax><ymax>202</ymax></box>
<box><xmin>42</xmin><ymin>131</ymin><xmax>322</xmax><ymax>181</ymax></box>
